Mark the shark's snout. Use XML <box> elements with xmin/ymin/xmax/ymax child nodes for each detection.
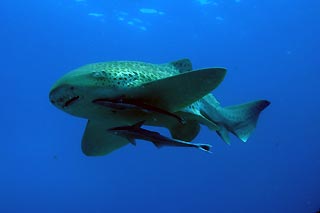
<box><xmin>49</xmin><ymin>85</ymin><xmax>80</xmax><ymax>109</ymax></box>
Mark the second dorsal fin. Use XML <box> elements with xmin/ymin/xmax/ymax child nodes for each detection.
<box><xmin>169</xmin><ymin>58</ymin><xmax>193</xmax><ymax>73</ymax></box>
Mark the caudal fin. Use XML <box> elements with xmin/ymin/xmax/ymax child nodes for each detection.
<box><xmin>200</xmin><ymin>97</ymin><xmax>270</xmax><ymax>144</ymax></box>
<box><xmin>221</xmin><ymin>100</ymin><xmax>270</xmax><ymax>143</ymax></box>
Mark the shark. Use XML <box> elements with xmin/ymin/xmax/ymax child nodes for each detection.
<box><xmin>49</xmin><ymin>58</ymin><xmax>270</xmax><ymax>156</ymax></box>
<box><xmin>108</xmin><ymin>121</ymin><xmax>212</xmax><ymax>153</ymax></box>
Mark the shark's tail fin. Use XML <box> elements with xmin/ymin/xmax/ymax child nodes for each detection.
<box><xmin>221</xmin><ymin>100</ymin><xmax>270</xmax><ymax>143</ymax></box>
<box><xmin>201</xmin><ymin>96</ymin><xmax>270</xmax><ymax>144</ymax></box>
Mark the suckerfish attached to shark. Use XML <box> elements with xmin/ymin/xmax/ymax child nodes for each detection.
<box><xmin>49</xmin><ymin>58</ymin><xmax>270</xmax><ymax>156</ymax></box>
<box><xmin>92</xmin><ymin>95</ymin><xmax>185</xmax><ymax>124</ymax></box>
<box><xmin>108</xmin><ymin>121</ymin><xmax>212</xmax><ymax>153</ymax></box>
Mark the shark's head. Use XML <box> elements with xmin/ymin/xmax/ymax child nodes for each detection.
<box><xmin>49</xmin><ymin>82</ymin><xmax>82</xmax><ymax>112</ymax></box>
<box><xmin>49</xmin><ymin>63</ymin><xmax>132</xmax><ymax>119</ymax></box>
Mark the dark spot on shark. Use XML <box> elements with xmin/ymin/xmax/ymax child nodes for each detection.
<box><xmin>63</xmin><ymin>96</ymin><xmax>79</xmax><ymax>108</ymax></box>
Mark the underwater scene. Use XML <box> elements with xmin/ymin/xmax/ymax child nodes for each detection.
<box><xmin>1</xmin><ymin>0</ymin><xmax>319</xmax><ymax>212</ymax></box>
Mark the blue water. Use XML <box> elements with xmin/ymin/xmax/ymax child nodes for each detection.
<box><xmin>1</xmin><ymin>0</ymin><xmax>319</xmax><ymax>212</ymax></box>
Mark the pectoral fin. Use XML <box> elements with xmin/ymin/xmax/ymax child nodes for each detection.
<box><xmin>81</xmin><ymin>119</ymin><xmax>130</xmax><ymax>156</ymax></box>
<box><xmin>127</xmin><ymin>68</ymin><xmax>227</xmax><ymax>112</ymax></box>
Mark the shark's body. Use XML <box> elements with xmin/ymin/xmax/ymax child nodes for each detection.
<box><xmin>49</xmin><ymin>59</ymin><xmax>270</xmax><ymax>156</ymax></box>
<box><xmin>108</xmin><ymin>121</ymin><xmax>212</xmax><ymax>153</ymax></box>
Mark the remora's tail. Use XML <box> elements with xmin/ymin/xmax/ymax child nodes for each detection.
<box><xmin>202</xmin><ymin>98</ymin><xmax>270</xmax><ymax>144</ymax></box>
<box><xmin>197</xmin><ymin>144</ymin><xmax>212</xmax><ymax>153</ymax></box>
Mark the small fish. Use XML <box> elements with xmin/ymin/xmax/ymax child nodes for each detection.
<box><xmin>139</xmin><ymin>8</ymin><xmax>165</xmax><ymax>15</ymax></box>
<box><xmin>93</xmin><ymin>96</ymin><xmax>185</xmax><ymax>124</ymax></box>
<box><xmin>107</xmin><ymin>121</ymin><xmax>212</xmax><ymax>153</ymax></box>
<box><xmin>88</xmin><ymin>13</ymin><xmax>104</xmax><ymax>17</ymax></box>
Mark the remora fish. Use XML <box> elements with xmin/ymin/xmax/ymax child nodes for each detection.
<box><xmin>108</xmin><ymin>121</ymin><xmax>212</xmax><ymax>153</ymax></box>
<box><xmin>92</xmin><ymin>95</ymin><xmax>185</xmax><ymax>124</ymax></box>
<box><xmin>49</xmin><ymin>59</ymin><xmax>270</xmax><ymax>156</ymax></box>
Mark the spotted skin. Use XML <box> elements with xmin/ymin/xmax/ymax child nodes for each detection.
<box><xmin>49</xmin><ymin>59</ymin><xmax>269</xmax><ymax>156</ymax></box>
<box><xmin>58</xmin><ymin>61</ymin><xmax>179</xmax><ymax>89</ymax></box>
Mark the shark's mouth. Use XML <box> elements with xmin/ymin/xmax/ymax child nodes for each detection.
<box><xmin>63</xmin><ymin>96</ymin><xmax>80</xmax><ymax>108</ymax></box>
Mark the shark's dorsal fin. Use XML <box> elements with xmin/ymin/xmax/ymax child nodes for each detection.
<box><xmin>169</xmin><ymin>58</ymin><xmax>193</xmax><ymax>73</ymax></box>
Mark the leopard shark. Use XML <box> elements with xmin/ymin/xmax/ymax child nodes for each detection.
<box><xmin>49</xmin><ymin>59</ymin><xmax>270</xmax><ymax>156</ymax></box>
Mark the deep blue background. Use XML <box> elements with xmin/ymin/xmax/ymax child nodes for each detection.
<box><xmin>1</xmin><ymin>0</ymin><xmax>319</xmax><ymax>212</ymax></box>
